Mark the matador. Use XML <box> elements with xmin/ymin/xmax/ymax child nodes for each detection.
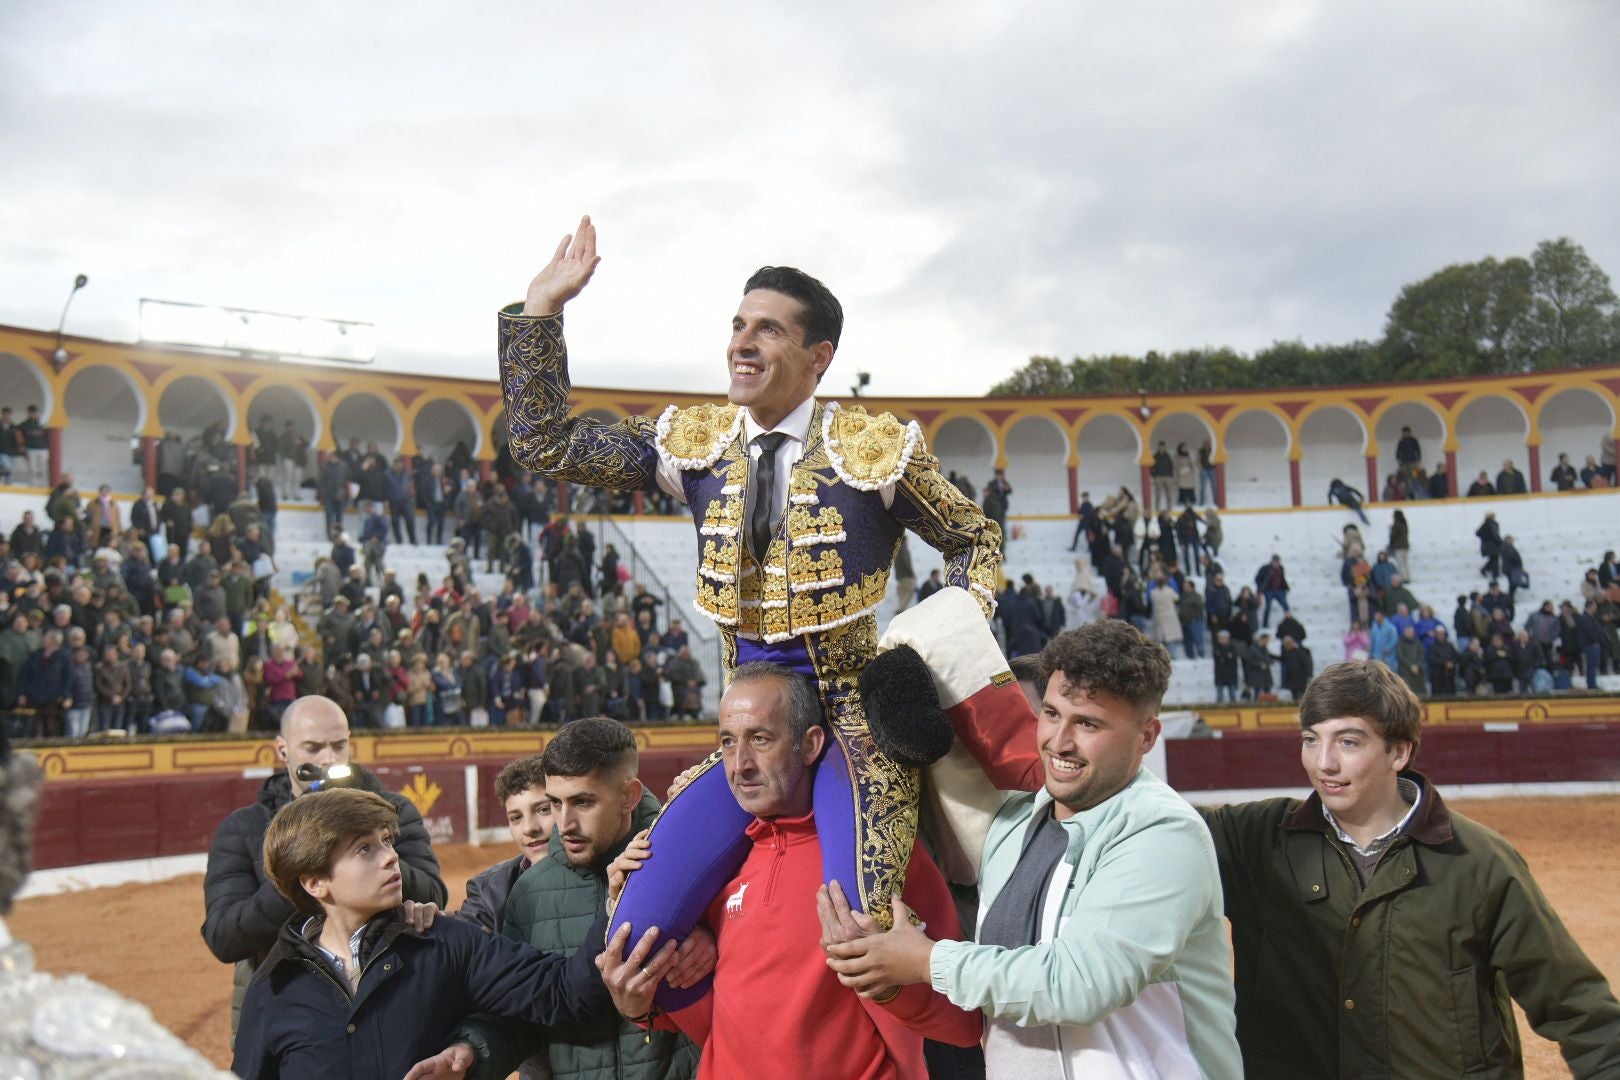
<box><xmin>498</xmin><ymin>217</ymin><xmax>1002</xmax><ymax>1004</ymax></box>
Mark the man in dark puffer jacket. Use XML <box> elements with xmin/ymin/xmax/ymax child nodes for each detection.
<box><xmin>200</xmin><ymin>695</ymin><xmax>447</xmax><ymax>1037</ymax></box>
<box><xmin>438</xmin><ymin>717</ymin><xmax>700</xmax><ymax>1080</ymax></box>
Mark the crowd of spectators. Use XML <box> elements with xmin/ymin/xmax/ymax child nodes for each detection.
<box><xmin>0</xmin><ymin>414</ymin><xmax>710</xmax><ymax>741</ymax></box>
<box><xmin>3</xmin><ymin>404</ymin><xmax>1615</xmax><ymax>737</ymax></box>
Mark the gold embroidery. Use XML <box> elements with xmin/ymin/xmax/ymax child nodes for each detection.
<box><xmin>818</xmin><ymin>677</ymin><xmax>920</xmax><ymax>931</ymax></box>
<box><xmin>818</xmin><ymin>616</ymin><xmax>878</xmax><ymax>677</ymax></box>
<box><xmin>700</xmin><ymin>491</ymin><xmax>745</xmax><ymax>536</ymax></box>
<box><xmin>824</xmin><ymin>403</ymin><xmax>917</xmax><ymax>489</ymax></box>
<box><xmin>499</xmin><ymin>313</ymin><xmax>661</xmax><ymax>489</ymax></box>
<box><xmin>786</xmin><ymin>504</ymin><xmax>845</xmax><ymax>540</ymax></box>
<box><xmin>786</xmin><ymin>547</ymin><xmax>845</xmax><ymax>589</ymax></box>
<box><xmin>657</xmin><ymin>403</ymin><xmax>741</xmax><ymax>467</ymax></box>
<box><xmin>891</xmin><ymin>441</ymin><xmax>1003</xmax><ymax>619</ymax></box>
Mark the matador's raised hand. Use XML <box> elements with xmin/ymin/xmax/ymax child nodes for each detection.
<box><xmin>523</xmin><ymin>214</ymin><xmax>601</xmax><ymax>316</ymax></box>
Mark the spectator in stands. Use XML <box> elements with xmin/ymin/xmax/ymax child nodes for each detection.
<box><xmin>1467</xmin><ymin>470</ymin><xmax>1496</xmax><ymax>497</ymax></box>
<box><xmin>1279</xmin><ymin>635</ymin><xmax>1313</xmax><ymax>701</ymax></box>
<box><xmin>981</xmin><ymin>468</ymin><xmax>1012</xmax><ymax>539</ymax></box>
<box><xmin>1458</xmin><ymin>637</ymin><xmax>1487</xmax><ymax>693</ymax></box>
<box><xmin>1394</xmin><ymin>624</ymin><xmax>1427</xmax><ymax>697</ymax></box>
<box><xmin>1550</xmin><ymin>452</ymin><xmax>1579</xmax><ymax>492</ymax></box>
<box><xmin>182</xmin><ymin>653</ymin><xmax>222</xmax><ymax>732</ymax></box>
<box><xmin>1150</xmin><ymin>441</ymin><xmax>1174</xmax><ymax>511</ymax></box>
<box><xmin>1212</xmin><ymin>629</ymin><xmax>1239</xmax><ymax>703</ymax></box>
<box><xmin>1477</xmin><ymin>512</ymin><xmax>1503</xmax><ymax>579</ymax></box>
<box><xmin>1193</xmin><ymin>439</ymin><xmax>1215</xmax><ymax>505</ymax></box>
<box><xmin>1427</xmin><ymin>626</ymin><xmax>1460</xmax><ymax>696</ymax></box>
<box><xmin>432</xmin><ymin>651</ymin><xmax>464</xmax><ymax>724</ymax></box>
<box><xmin>1579</xmin><ymin>454</ymin><xmax>1605</xmax><ymax>490</ymax></box>
<box><xmin>17</xmin><ymin>629</ymin><xmax>71</xmax><ymax>737</ymax></box>
<box><xmin>665</xmin><ymin>644</ymin><xmax>706</xmax><ymax>719</ymax></box>
<box><xmin>1174</xmin><ymin>505</ymin><xmax>1203</xmax><ymax>572</ymax></box>
<box><xmin>1172</xmin><ymin>442</ymin><xmax>1196</xmax><ymax>505</ymax></box>
<box><xmin>1395</xmin><ymin>425</ymin><xmax>1422</xmax><ymax>479</ymax></box>
<box><xmin>349</xmin><ymin>653</ymin><xmax>386</xmax><ymax>728</ymax></box>
<box><xmin>1427</xmin><ymin>460</ymin><xmax>1450</xmax><ymax>499</ymax></box>
<box><xmin>1380</xmin><ymin>472</ymin><xmax>1405</xmax><ymax>502</ymax></box>
<box><xmin>1387</xmin><ymin>509</ymin><xmax>1411</xmax><ymax>582</ymax></box>
<box><xmin>360</xmin><ymin>502</ymin><xmax>389</xmax><ymax>585</ymax></box>
<box><xmin>1496</xmin><ymin>458</ymin><xmax>1528</xmax><ymax>495</ymax></box>
<box><xmin>1242</xmin><ymin>632</ymin><xmax>1273</xmax><ymax>700</ymax></box>
<box><xmin>1327</xmin><ymin>478</ymin><xmax>1369</xmax><ymax>524</ymax></box>
<box><xmin>1255</xmin><ymin>554</ymin><xmax>1291</xmax><ymax>628</ymax></box>
<box><xmin>482</xmin><ymin>485</ymin><xmax>518</xmax><ymax>574</ymax></box>
<box><xmin>383</xmin><ymin>457</ymin><xmax>416</xmax><ymax>545</ymax></box>
<box><xmin>1494</xmin><ymin>537</ymin><xmax>1525</xmax><ymax>603</ymax></box>
<box><xmin>997</xmin><ymin>579</ymin><xmax>1048</xmax><ymax>657</ymax></box>
<box><xmin>1368</xmin><ymin>609</ymin><xmax>1397</xmax><ymax>669</ymax></box>
<box><xmin>1380</xmin><ymin>574</ymin><xmax>1419</xmax><ymax>618</ymax></box>
<box><xmin>1574</xmin><ymin>600</ymin><xmax>1605</xmax><ymax>690</ymax></box>
<box><xmin>0</xmin><ymin>406</ymin><xmax>16</xmax><ymax>478</ymax></box>
<box><xmin>1343</xmin><ymin>619</ymin><xmax>1370</xmax><ymax>662</ymax></box>
<box><xmin>1276</xmin><ymin>611</ymin><xmax>1308</xmax><ymax>650</ymax></box>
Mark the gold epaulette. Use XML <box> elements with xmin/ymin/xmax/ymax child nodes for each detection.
<box><xmin>654</xmin><ymin>403</ymin><xmax>742</xmax><ymax>471</ymax></box>
<box><xmin>821</xmin><ymin>402</ymin><xmax>922</xmax><ymax>491</ymax></box>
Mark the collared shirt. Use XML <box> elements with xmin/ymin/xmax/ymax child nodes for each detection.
<box><xmin>1322</xmin><ymin>776</ymin><xmax>1422</xmax><ymax>885</ymax></box>
<box><xmin>304</xmin><ymin>917</ymin><xmax>365</xmax><ymax>988</ymax></box>
<box><xmin>651</xmin><ymin>398</ymin><xmax>898</xmax><ymax>514</ymax></box>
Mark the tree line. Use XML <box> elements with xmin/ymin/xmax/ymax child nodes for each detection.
<box><xmin>989</xmin><ymin>238</ymin><xmax>1620</xmax><ymax>396</ymax></box>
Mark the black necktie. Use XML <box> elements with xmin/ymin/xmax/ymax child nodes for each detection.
<box><xmin>750</xmin><ymin>432</ymin><xmax>789</xmax><ymax>562</ymax></box>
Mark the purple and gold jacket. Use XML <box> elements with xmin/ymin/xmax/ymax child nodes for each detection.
<box><xmin>498</xmin><ymin>308</ymin><xmax>1000</xmax><ymax>669</ymax></box>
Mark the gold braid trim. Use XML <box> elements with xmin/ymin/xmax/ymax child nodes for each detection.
<box><xmin>498</xmin><ymin>312</ymin><xmax>660</xmax><ymax>489</ymax></box>
<box><xmin>822</xmin><ymin>402</ymin><xmax>923</xmax><ymax>490</ymax></box>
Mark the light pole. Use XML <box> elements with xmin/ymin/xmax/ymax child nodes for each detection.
<box><xmin>52</xmin><ymin>273</ymin><xmax>89</xmax><ymax>368</ymax></box>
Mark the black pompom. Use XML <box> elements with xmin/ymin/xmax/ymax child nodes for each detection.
<box><xmin>859</xmin><ymin>645</ymin><xmax>954</xmax><ymax>768</ymax></box>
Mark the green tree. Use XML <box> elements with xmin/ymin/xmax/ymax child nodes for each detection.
<box><xmin>986</xmin><ymin>238</ymin><xmax>1614</xmax><ymax>396</ymax></box>
<box><xmin>1524</xmin><ymin>237</ymin><xmax>1619</xmax><ymax>368</ymax></box>
<box><xmin>1378</xmin><ymin>257</ymin><xmax>1532</xmax><ymax>377</ymax></box>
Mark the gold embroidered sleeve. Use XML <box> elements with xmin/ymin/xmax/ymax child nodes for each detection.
<box><xmin>888</xmin><ymin>440</ymin><xmax>1003</xmax><ymax>617</ymax></box>
<box><xmin>498</xmin><ymin>308</ymin><xmax>660</xmax><ymax>491</ymax></box>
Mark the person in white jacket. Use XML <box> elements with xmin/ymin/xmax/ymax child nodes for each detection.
<box><xmin>825</xmin><ymin>620</ymin><xmax>1241</xmax><ymax>1079</ymax></box>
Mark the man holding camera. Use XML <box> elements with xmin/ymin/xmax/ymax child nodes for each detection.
<box><xmin>200</xmin><ymin>695</ymin><xmax>448</xmax><ymax>1036</ymax></box>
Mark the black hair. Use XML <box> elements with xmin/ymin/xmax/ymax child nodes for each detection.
<box><xmin>542</xmin><ymin>717</ymin><xmax>638</xmax><ymax>779</ymax></box>
<box><xmin>744</xmin><ymin>266</ymin><xmax>843</xmax><ymax>351</ymax></box>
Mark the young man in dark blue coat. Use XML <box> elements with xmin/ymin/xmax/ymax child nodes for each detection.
<box><xmin>232</xmin><ymin>787</ymin><xmax>674</xmax><ymax>1080</ymax></box>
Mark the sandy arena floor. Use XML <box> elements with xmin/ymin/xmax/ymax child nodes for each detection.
<box><xmin>11</xmin><ymin>795</ymin><xmax>1619</xmax><ymax>1077</ymax></box>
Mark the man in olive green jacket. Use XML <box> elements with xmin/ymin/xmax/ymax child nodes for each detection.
<box><xmin>1200</xmin><ymin>660</ymin><xmax>1620</xmax><ymax>1078</ymax></box>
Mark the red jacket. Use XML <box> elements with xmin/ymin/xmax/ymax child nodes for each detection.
<box><xmin>663</xmin><ymin>811</ymin><xmax>980</xmax><ymax>1078</ymax></box>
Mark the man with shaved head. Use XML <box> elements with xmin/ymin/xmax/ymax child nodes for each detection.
<box><xmin>201</xmin><ymin>695</ymin><xmax>447</xmax><ymax>1036</ymax></box>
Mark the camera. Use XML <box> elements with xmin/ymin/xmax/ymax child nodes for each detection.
<box><xmin>295</xmin><ymin>763</ymin><xmax>363</xmax><ymax>792</ymax></box>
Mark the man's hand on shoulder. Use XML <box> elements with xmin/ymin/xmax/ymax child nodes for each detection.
<box><xmin>523</xmin><ymin>214</ymin><xmax>601</xmax><ymax>316</ymax></box>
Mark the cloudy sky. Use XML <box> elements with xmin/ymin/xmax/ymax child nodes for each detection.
<box><xmin>3</xmin><ymin>1</ymin><xmax>1615</xmax><ymax>397</ymax></box>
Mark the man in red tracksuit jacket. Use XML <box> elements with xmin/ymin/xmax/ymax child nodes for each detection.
<box><xmin>598</xmin><ymin>661</ymin><xmax>982</xmax><ymax>1079</ymax></box>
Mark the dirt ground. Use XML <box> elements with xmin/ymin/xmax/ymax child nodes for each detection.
<box><xmin>12</xmin><ymin>796</ymin><xmax>1620</xmax><ymax>1077</ymax></box>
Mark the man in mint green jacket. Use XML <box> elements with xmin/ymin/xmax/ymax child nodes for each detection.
<box><xmin>826</xmin><ymin>620</ymin><xmax>1241</xmax><ymax>1079</ymax></box>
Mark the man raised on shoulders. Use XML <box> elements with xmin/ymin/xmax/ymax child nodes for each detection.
<box><xmin>824</xmin><ymin>622</ymin><xmax>1242</xmax><ymax>1079</ymax></box>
